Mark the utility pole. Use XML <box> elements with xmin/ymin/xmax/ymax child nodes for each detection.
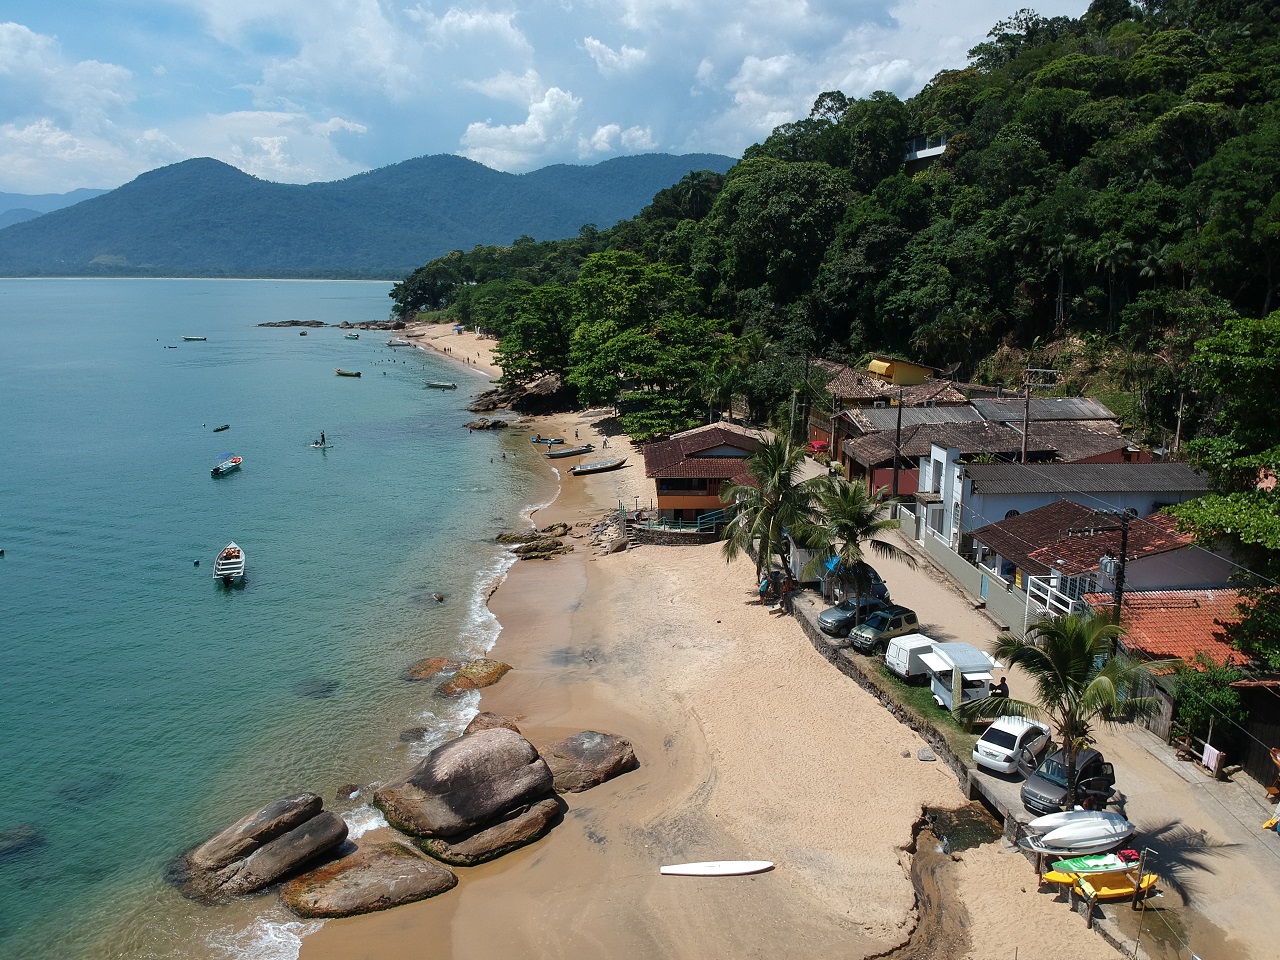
<box><xmin>1112</xmin><ymin>508</ymin><xmax>1132</xmax><ymax>625</ymax></box>
<box><xmin>1021</xmin><ymin>367</ymin><xmax>1061</xmax><ymax>464</ymax></box>
<box><xmin>892</xmin><ymin>386</ymin><xmax>904</xmax><ymax>497</ymax></box>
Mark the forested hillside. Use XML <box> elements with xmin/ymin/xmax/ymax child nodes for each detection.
<box><xmin>0</xmin><ymin>153</ymin><xmax>735</xmax><ymax>279</ymax></box>
<box><xmin>392</xmin><ymin>0</ymin><xmax>1280</xmax><ymax>664</ymax></box>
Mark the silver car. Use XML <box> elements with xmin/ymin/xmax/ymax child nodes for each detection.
<box><xmin>972</xmin><ymin>716</ymin><xmax>1051</xmax><ymax>774</ymax></box>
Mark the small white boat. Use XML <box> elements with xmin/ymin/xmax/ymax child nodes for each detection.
<box><xmin>211</xmin><ymin>454</ymin><xmax>242</xmax><ymax>477</ymax></box>
<box><xmin>213</xmin><ymin>542</ymin><xmax>246</xmax><ymax>584</ymax></box>
<box><xmin>660</xmin><ymin>860</ymin><xmax>773</xmax><ymax>877</ymax></box>
<box><xmin>182</xmin><ymin>336</ymin><xmax>207</xmax><ymax>341</ymax></box>
<box><xmin>344</xmin><ymin>332</ymin><xmax>360</xmax><ymax>340</ymax></box>
<box><xmin>427</xmin><ymin>381</ymin><xmax>457</xmax><ymax>389</ymax></box>
<box><xmin>386</xmin><ymin>337</ymin><xmax>411</xmax><ymax>347</ymax></box>
<box><xmin>1020</xmin><ymin>810</ymin><xmax>1134</xmax><ymax>855</ymax></box>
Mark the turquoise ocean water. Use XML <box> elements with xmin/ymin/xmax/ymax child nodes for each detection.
<box><xmin>0</xmin><ymin>280</ymin><xmax>549</xmax><ymax>959</ymax></box>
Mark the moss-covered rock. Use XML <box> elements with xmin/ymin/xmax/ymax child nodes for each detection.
<box><xmin>415</xmin><ymin>797</ymin><xmax>561</xmax><ymax>866</ymax></box>
<box><xmin>437</xmin><ymin>658</ymin><xmax>511</xmax><ymax>695</ymax></box>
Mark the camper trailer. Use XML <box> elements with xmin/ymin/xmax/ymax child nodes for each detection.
<box><xmin>919</xmin><ymin>641</ymin><xmax>1001</xmax><ymax>711</ymax></box>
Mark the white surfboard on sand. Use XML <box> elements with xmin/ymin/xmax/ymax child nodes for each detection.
<box><xmin>660</xmin><ymin>860</ymin><xmax>773</xmax><ymax>877</ymax></box>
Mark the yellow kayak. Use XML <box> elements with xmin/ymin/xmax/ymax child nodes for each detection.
<box><xmin>1043</xmin><ymin>868</ymin><xmax>1158</xmax><ymax>900</ymax></box>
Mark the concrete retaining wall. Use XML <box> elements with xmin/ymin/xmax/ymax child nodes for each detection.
<box><xmin>632</xmin><ymin>527</ymin><xmax>721</xmax><ymax>547</ymax></box>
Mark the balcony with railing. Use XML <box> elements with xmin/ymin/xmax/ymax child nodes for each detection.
<box><xmin>904</xmin><ymin>134</ymin><xmax>948</xmax><ymax>162</ymax></box>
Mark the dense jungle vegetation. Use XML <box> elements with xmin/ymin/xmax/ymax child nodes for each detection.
<box><xmin>392</xmin><ymin>1</ymin><xmax>1280</xmax><ymax>663</ymax></box>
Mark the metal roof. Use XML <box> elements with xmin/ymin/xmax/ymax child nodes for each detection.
<box><xmin>964</xmin><ymin>462</ymin><xmax>1207</xmax><ymax>496</ymax></box>
<box><xmin>929</xmin><ymin>642</ymin><xmax>997</xmax><ymax>673</ymax></box>
<box><xmin>850</xmin><ymin>405</ymin><xmax>985</xmax><ymax>431</ymax></box>
<box><xmin>972</xmin><ymin>397</ymin><xmax>1116</xmax><ymax>422</ymax></box>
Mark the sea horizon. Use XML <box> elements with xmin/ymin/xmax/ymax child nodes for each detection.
<box><xmin>0</xmin><ymin>278</ymin><xmax>550</xmax><ymax>960</ymax></box>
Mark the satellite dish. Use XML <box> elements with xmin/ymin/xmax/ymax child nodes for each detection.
<box><xmin>940</xmin><ymin>361</ymin><xmax>961</xmax><ymax>377</ymax></box>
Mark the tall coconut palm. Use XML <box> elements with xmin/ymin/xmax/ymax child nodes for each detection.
<box><xmin>962</xmin><ymin>613</ymin><xmax>1164</xmax><ymax>809</ymax></box>
<box><xmin>797</xmin><ymin>477</ymin><xmax>917</xmax><ymax>603</ymax></box>
<box><xmin>720</xmin><ymin>433</ymin><xmax>816</xmax><ymax>582</ymax></box>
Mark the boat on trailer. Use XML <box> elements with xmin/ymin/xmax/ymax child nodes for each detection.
<box><xmin>213</xmin><ymin>542</ymin><xmax>246</xmax><ymax>584</ymax></box>
<box><xmin>569</xmin><ymin>457</ymin><xmax>627</xmax><ymax>476</ymax></box>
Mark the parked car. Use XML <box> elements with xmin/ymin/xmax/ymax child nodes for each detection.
<box><xmin>847</xmin><ymin>604</ymin><xmax>920</xmax><ymax>653</ymax></box>
<box><xmin>805</xmin><ymin>440</ymin><xmax>829</xmax><ymax>454</ymax></box>
<box><xmin>972</xmin><ymin>716</ymin><xmax>1052</xmax><ymax>774</ymax></box>
<box><xmin>1020</xmin><ymin>747</ymin><xmax>1116</xmax><ymax>814</ymax></box>
<box><xmin>817</xmin><ymin>595</ymin><xmax>888</xmax><ymax>637</ymax></box>
<box><xmin>883</xmin><ymin>633</ymin><xmax>937</xmax><ymax>682</ymax></box>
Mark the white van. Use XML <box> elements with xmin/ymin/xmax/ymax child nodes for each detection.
<box><xmin>883</xmin><ymin>633</ymin><xmax>936</xmax><ymax>682</ymax></box>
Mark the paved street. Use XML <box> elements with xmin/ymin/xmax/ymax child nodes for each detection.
<box><xmin>814</xmin><ymin>531</ymin><xmax>1280</xmax><ymax>960</ymax></box>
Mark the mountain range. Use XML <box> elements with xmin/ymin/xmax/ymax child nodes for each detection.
<box><xmin>0</xmin><ymin>153</ymin><xmax>735</xmax><ymax>279</ymax></box>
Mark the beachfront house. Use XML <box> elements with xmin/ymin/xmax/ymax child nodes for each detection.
<box><xmin>641</xmin><ymin>422</ymin><xmax>762</xmax><ymax>524</ymax></box>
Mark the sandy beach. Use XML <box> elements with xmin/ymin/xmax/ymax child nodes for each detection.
<box><xmin>299</xmin><ymin>340</ymin><xmax>1123</xmax><ymax>960</ymax></box>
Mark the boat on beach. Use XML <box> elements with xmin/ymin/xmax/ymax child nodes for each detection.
<box><xmin>569</xmin><ymin>457</ymin><xmax>627</xmax><ymax>476</ymax></box>
<box><xmin>213</xmin><ymin>542</ymin><xmax>246</xmax><ymax>584</ymax></box>
<box><xmin>531</xmin><ymin>435</ymin><xmax>564</xmax><ymax>444</ymax></box>
<box><xmin>211</xmin><ymin>454</ymin><xmax>242</xmax><ymax>477</ymax></box>
<box><xmin>182</xmin><ymin>336</ymin><xmax>207</xmax><ymax>341</ymax></box>
<box><xmin>427</xmin><ymin>381</ymin><xmax>458</xmax><ymax>389</ymax></box>
<box><xmin>344</xmin><ymin>332</ymin><xmax>360</xmax><ymax>340</ymax></box>
<box><xmin>386</xmin><ymin>337</ymin><xmax>411</xmax><ymax>347</ymax></box>
<box><xmin>660</xmin><ymin>860</ymin><xmax>774</xmax><ymax>877</ymax></box>
<box><xmin>545</xmin><ymin>443</ymin><xmax>594</xmax><ymax>459</ymax></box>
<box><xmin>336</xmin><ymin>368</ymin><xmax>361</xmax><ymax>377</ymax></box>
<box><xmin>1018</xmin><ymin>810</ymin><xmax>1135</xmax><ymax>855</ymax></box>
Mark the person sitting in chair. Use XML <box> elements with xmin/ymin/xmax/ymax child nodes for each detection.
<box><xmin>990</xmin><ymin>676</ymin><xmax>1009</xmax><ymax>698</ymax></box>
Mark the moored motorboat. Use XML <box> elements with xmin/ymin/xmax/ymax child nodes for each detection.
<box><xmin>213</xmin><ymin>542</ymin><xmax>246</xmax><ymax>584</ymax></box>
<box><xmin>182</xmin><ymin>336</ymin><xmax>207</xmax><ymax>341</ymax></box>
<box><xmin>336</xmin><ymin>368</ymin><xmax>361</xmax><ymax>377</ymax></box>
<box><xmin>569</xmin><ymin>457</ymin><xmax>627</xmax><ymax>476</ymax></box>
<box><xmin>386</xmin><ymin>337</ymin><xmax>410</xmax><ymax>347</ymax></box>
<box><xmin>344</xmin><ymin>332</ymin><xmax>360</xmax><ymax>340</ymax></box>
<box><xmin>545</xmin><ymin>443</ymin><xmax>594</xmax><ymax>459</ymax></box>
<box><xmin>299</xmin><ymin>330</ymin><xmax>308</xmax><ymax>336</ymax></box>
<box><xmin>211</xmin><ymin>454</ymin><xmax>242</xmax><ymax>477</ymax></box>
<box><xmin>427</xmin><ymin>381</ymin><xmax>458</xmax><ymax>389</ymax></box>
<box><xmin>213</xmin><ymin>424</ymin><xmax>230</xmax><ymax>432</ymax></box>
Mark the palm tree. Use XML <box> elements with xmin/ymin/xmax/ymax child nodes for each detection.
<box><xmin>720</xmin><ymin>433</ymin><xmax>816</xmax><ymax>583</ymax></box>
<box><xmin>797</xmin><ymin>477</ymin><xmax>918</xmax><ymax>603</ymax></box>
<box><xmin>962</xmin><ymin>613</ymin><xmax>1164</xmax><ymax>809</ymax></box>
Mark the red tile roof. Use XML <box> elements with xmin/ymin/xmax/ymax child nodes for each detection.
<box><xmin>814</xmin><ymin>360</ymin><xmax>966</xmax><ymax>405</ymax></box>
<box><xmin>642</xmin><ymin>424</ymin><xmax>763</xmax><ymax>480</ymax></box>
<box><xmin>1081</xmin><ymin>588</ymin><xmax>1244</xmax><ymax>669</ymax></box>
<box><xmin>972</xmin><ymin>501</ymin><xmax>1197</xmax><ymax>577</ymax></box>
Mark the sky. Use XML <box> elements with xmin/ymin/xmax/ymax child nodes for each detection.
<box><xmin>0</xmin><ymin>0</ymin><xmax>1090</xmax><ymax>195</ymax></box>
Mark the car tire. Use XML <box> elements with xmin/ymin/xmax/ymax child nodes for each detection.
<box><xmin>874</xmin><ymin>641</ymin><xmax>887</xmax><ymax>656</ymax></box>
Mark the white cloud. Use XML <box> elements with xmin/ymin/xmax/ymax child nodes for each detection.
<box><xmin>582</xmin><ymin>37</ymin><xmax>648</xmax><ymax>75</ymax></box>
<box><xmin>171</xmin><ymin>110</ymin><xmax>369</xmax><ymax>183</ymax></box>
<box><xmin>464</xmin><ymin>69</ymin><xmax>544</xmax><ymax>105</ymax></box>
<box><xmin>409</xmin><ymin>5</ymin><xmax>531</xmax><ymax>53</ymax></box>
<box><xmin>460</xmin><ymin>86</ymin><xmax>582</xmax><ymax>171</ymax></box>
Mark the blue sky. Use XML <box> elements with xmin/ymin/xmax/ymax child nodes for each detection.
<box><xmin>1</xmin><ymin>1</ymin><xmax>1089</xmax><ymax>194</ymax></box>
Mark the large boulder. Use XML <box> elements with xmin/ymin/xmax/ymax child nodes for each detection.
<box><xmin>436</xmin><ymin>659</ymin><xmax>511</xmax><ymax>696</ymax></box>
<box><xmin>171</xmin><ymin>794</ymin><xmax>349</xmax><ymax>902</ymax></box>
<box><xmin>403</xmin><ymin>656</ymin><xmax>461</xmax><ymax>681</ymax></box>
<box><xmin>416</xmin><ymin>797</ymin><xmax>562</xmax><ymax>866</ymax></box>
<box><xmin>463</xmin><ymin>712</ymin><xmax>522</xmax><ymax>735</ymax></box>
<box><xmin>373</xmin><ymin>728</ymin><xmax>553</xmax><ymax>839</ymax></box>
<box><xmin>280</xmin><ymin>841</ymin><xmax>457</xmax><ymax>918</ymax></box>
<box><xmin>541</xmin><ymin>732</ymin><xmax>639</xmax><ymax>793</ymax></box>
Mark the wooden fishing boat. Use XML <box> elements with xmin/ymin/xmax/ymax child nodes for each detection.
<box><xmin>386</xmin><ymin>337</ymin><xmax>411</xmax><ymax>347</ymax></box>
<box><xmin>182</xmin><ymin>336</ymin><xmax>207</xmax><ymax>341</ymax></box>
<box><xmin>213</xmin><ymin>424</ymin><xmax>230</xmax><ymax>432</ymax></box>
<box><xmin>530</xmin><ymin>435</ymin><xmax>564</xmax><ymax>444</ymax></box>
<box><xmin>545</xmin><ymin>443</ymin><xmax>594</xmax><ymax>459</ymax></box>
<box><xmin>213</xmin><ymin>542</ymin><xmax>246</xmax><ymax>584</ymax></box>
<box><xmin>211</xmin><ymin>454</ymin><xmax>242</xmax><ymax>477</ymax></box>
<box><xmin>427</xmin><ymin>381</ymin><xmax>458</xmax><ymax>389</ymax></box>
<box><xmin>569</xmin><ymin>457</ymin><xmax>627</xmax><ymax>476</ymax></box>
<box><xmin>335</xmin><ymin>368</ymin><xmax>361</xmax><ymax>377</ymax></box>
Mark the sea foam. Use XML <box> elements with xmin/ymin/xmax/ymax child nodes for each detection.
<box><xmin>207</xmin><ymin>916</ymin><xmax>322</xmax><ymax>960</ymax></box>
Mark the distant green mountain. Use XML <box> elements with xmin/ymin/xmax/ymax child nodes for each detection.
<box><xmin>0</xmin><ymin>187</ymin><xmax>110</xmax><ymax>217</ymax></box>
<box><xmin>0</xmin><ymin>154</ymin><xmax>735</xmax><ymax>279</ymax></box>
